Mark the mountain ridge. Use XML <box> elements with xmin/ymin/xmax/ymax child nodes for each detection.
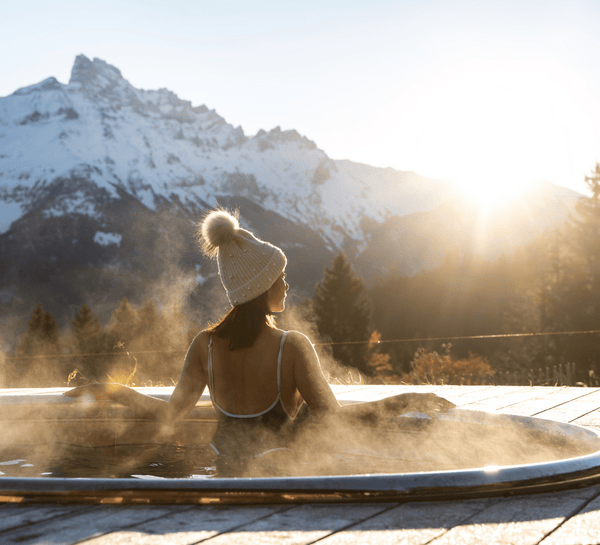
<box><xmin>0</xmin><ymin>55</ymin><xmax>459</xmax><ymax>246</ymax></box>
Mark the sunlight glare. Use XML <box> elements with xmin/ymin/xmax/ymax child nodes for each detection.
<box><xmin>439</xmin><ymin>61</ymin><xmax>552</xmax><ymax>208</ymax></box>
<box><xmin>344</xmin><ymin>59</ymin><xmax>600</xmax><ymax>201</ymax></box>
<box><xmin>452</xmin><ymin>171</ymin><xmax>535</xmax><ymax>211</ymax></box>
<box><xmin>411</xmin><ymin>59</ymin><xmax>573</xmax><ymax>207</ymax></box>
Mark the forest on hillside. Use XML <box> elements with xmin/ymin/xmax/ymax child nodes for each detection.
<box><xmin>2</xmin><ymin>166</ymin><xmax>600</xmax><ymax>388</ymax></box>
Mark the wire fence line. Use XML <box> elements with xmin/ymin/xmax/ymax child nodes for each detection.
<box><xmin>5</xmin><ymin>328</ymin><xmax>600</xmax><ymax>361</ymax></box>
<box><xmin>315</xmin><ymin>329</ymin><xmax>600</xmax><ymax>346</ymax></box>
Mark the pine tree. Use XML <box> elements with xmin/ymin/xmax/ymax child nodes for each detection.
<box><xmin>313</xmin><ymin>252</ymin><xmax>372</xmax><ymax>373</ymax></box>
<box><xmin>556</xmin><ymin>164</ymin><xmax>600</xmax><ymax>374</ymax></box>
<box><xmin>71</xmin><ymin>304</ymin><xmax>106</xmax><ymax>381</ymax></box>
<box><xmin>72</xmin><ymin>304</ymin><xmax>102</xmax><ymax>341</ymax></box>
<box><xmin>14</xmin><ymin>304</ymin><xmax>62</xmax><ymax>385</ymax></box>
<box><xmin>107</xmin><ymin>298</ymin><xmax>139</xmax><ymax>346</ymax></box>
<box><xmin>0</xmin><ymin>350</ymin><xmax>7</xmax><ymax>388</ymax></box>
<box><xmin>539</xmin><ymin>164</ymin><xmax>600</xmax><ymax>379</ymax></box>
<box><xmin>132</xmin><ymin>298</ymin><xmax>166</xmax><ymax>382</ymax></box>
<box><xmin>105</xmin><ymin>298</ymin><xmax>140</xmax><ymax>381</ymax></box>
<box><xmin>574</xmin><ymin>164</ymin><xmax>600</xmax><ymax>293</ymax></box>
<box><xmin>15</xmin><ymin>304</ymin><xmax>60</xmax><ymax>356</ymax></box>
<box><xmin>20</xmin><ymin>304</ymin><xmax>60</xmax><ymax>347</ymax></box>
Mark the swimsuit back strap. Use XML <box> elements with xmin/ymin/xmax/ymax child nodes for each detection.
<box><xmin>207</xmin><ymin>335</ymin><xmax>215</xmax><ymax>400</ymax></box>
<box><xmin>276</xmin><ymin>331</ymin><xmax>287</xmax><ymax>394</ymax></box>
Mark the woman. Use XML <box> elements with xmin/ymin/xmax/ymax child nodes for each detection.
<box><xmin>66</xmin><ymin>209</ymin><xmax>454</xmax><ymax>473</ymax></box>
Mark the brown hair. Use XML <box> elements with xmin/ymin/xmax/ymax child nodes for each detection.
<box><xmin>207</xmin><ymin>291</ymin><xmax>276</xmax><ymax>350</ymax></box>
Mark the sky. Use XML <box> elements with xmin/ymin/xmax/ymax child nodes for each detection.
<box><xmin>3</xmin><ymin>0</ymin><xmax>600</xmax><ymax>199</ymax></box>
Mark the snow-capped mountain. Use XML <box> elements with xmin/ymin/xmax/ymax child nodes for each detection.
<box><xmin>0</xmin><ymin>55</ymin><xmax>455</xmax><ymax>246</ymax></box>
<box><xmin>0</xmin><ymin>55</ymin><xmax>581</xmax><ymax>330</ymax></box>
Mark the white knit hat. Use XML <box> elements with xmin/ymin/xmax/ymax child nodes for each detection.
<box><xmin>198</xmin><ymin>209</ymin><xmax>287</xmax><ymax>306</ymax></box>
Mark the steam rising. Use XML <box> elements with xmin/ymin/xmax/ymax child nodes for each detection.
<box><xmin>0</xmin><ymin>396</ymin><xmax>594</xmax><ymax>479</ymax></box>
<box><xmin>278</xmin><ymin>302</ymin><xmax>363</xmax><ymax>383</ymax></box>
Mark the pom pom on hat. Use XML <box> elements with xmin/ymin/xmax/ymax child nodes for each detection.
<box><xmin>199</xmin><ymin>209</ymin><xmax>240</xmax><ymax>258</ymax></box>
<box><xmin>196</xmin><ymin>208</ymin><xmax>287</xmax><ymax>306</ymax></box>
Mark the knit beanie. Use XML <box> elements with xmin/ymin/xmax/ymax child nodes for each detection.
<box><xmin>198</xmin><ymin>209</ymin><xmax>287</xmax><ymax>306</ymax></box>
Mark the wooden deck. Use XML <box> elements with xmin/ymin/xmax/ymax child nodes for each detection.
<box><xmin>1</xmin><ymin>385</ymin><xmax>600</xmax><ymax>545</ymax></box>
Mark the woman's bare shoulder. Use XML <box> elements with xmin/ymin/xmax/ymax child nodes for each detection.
<box><xmin>282</xmin><ymin>330</ymin><xmax>316</xmax><ymax>352</ymax></box>
<box><xmin>179</xmin><ymin>331</ymin><xmax>212</xmax><ymax>375</ymax></box>
<box><xmin>187</xmin><ymin>330</ymin><xmax>212</xmax><ymax>355</ymax></box>
<box><xmin>197</xmin><ymin>329</ymin><xmax>212</xmax><ymax>339</ymax></box>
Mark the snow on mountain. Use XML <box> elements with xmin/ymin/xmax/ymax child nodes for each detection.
<box><xmin>0</xmin><ymin>55</ymin><xmax>455</xmax><ymax>250</ymax></box>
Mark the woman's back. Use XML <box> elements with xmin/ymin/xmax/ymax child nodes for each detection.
<box><xmin>209</xmin><ymin>327</ymin><xmax>302</xmax><ymax>419</ymax></box>
<box><xmin>208</xmin><ymin>328</ymin><xmax>306</xmax><ymax>468</ymax></box>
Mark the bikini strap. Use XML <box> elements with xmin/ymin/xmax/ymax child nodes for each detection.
<box><xmin>207</xmin><ymin>335</ymin><xmax>215</xmax><ymax>398</ymax></box>
<box><xmin>276</xmin><ymin>331</ymin><xmax>287</xmax><ymax>394</ymax></box>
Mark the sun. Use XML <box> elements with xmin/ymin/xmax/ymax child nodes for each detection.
<box><xmin>416</xmin><ymin>60</ymin><xmax>561</xmax><ymax>209</ymax></box>
<box><xmin>450</xmin><ymin>171</ymin><xmax>537</xmax><ymax>212</ymax></box>
<box><xmin>350</xmin><ymin>58</ymin><xmax>593</xmax><ymax>206</ymax></box>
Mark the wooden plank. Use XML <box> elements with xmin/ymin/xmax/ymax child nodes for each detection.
<box><xmin>353</xmin><ymin>386</ymin><xmax>555</xmax><ymax>410</ymax></box>
<box><xmin>421</xmin><ymin>385</ymin><xmax>497</xmax><ymax>399</ymax></box>
<box><xmin>334</xmin><ymin>385</ymin><xmax>457</xmax><ymax>405</ymax></box>
<box><xmin>440</xmin><ymin>386</ymin><xmax>525</xmax><ymax>407</ymax></box>
<box><xmin>0</xmin><ymin>388</ymin><xmax>68</xmax><ymax>397</ymax></box>
<box><xmin>84</xmin><ymin>505</ymin><xmax>290</xmax><ymax>545</ymax></box>
<box><xmin>496</xmin><ymin>387</ymin><xmax>595</xmax><ymax>418</ymax></box>
<box><xmin>567</xmin><ymin>389</ymin><xmax>600</xmax><ymax>427</ymax></box>
<box><xmin>330</xmin><ymin>385</ymin><xmax>378</xmax><ymax>396</ymax></box>
<box><xmin>458</xmin><ymin>386</ymin><xmax>555</xmax><ymax>413</ymax></box>
<box><xmin>425</xmin><ymin>486</ymin><xmax>600</xmax><ymax>545</ymax></box>
<box><xmin>334</xmin><ymin>385</ymin><xmax>413</xmax><ymax>404</ymax></box>
<box><xmin>199</xmin><ymin>503</ymin><xmax>395</xmax><ymax>545</ymax></box>
<box><xmin>538</xmin><ymin>485</ymin><xmax>600</xmax><ymax>544</ymax></box>
<box><xmin>0</xmin><ymin>504</ymin><xmax>91</xmax><ymax>533</ymax></box>
<box><xmin>573</xmin><ymin>412</ymin><xmax>600</xmax><ymax>427</ymax></box>
<box><xmin>534</xmin><ymin>388</ymin><xmax>600</xmax><ymax>423</ymax></box>
<box><xmin>0</xmin><ymin>505</ymin><xmax>177</xmax><ymax>545</ymax></box>
<box><xmin>313</xmin><ymin>499</ymin><xmax>493</xmax><ymax>545</ymax></box>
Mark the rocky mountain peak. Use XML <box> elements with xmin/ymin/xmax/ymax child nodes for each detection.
<box><xmin>11</xmin><ymin>77</ymin><xmax>62</xmax><ymax>96</ymax></box>
<box><xmin>69</xmin><ymin>55</ymin><xmax>124</xmax><ymax>88</ymax></box>
<box><xmin>254</xmin><ymin>126</ymin><xmax>319</xmax><ymax>152</ymax></box>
